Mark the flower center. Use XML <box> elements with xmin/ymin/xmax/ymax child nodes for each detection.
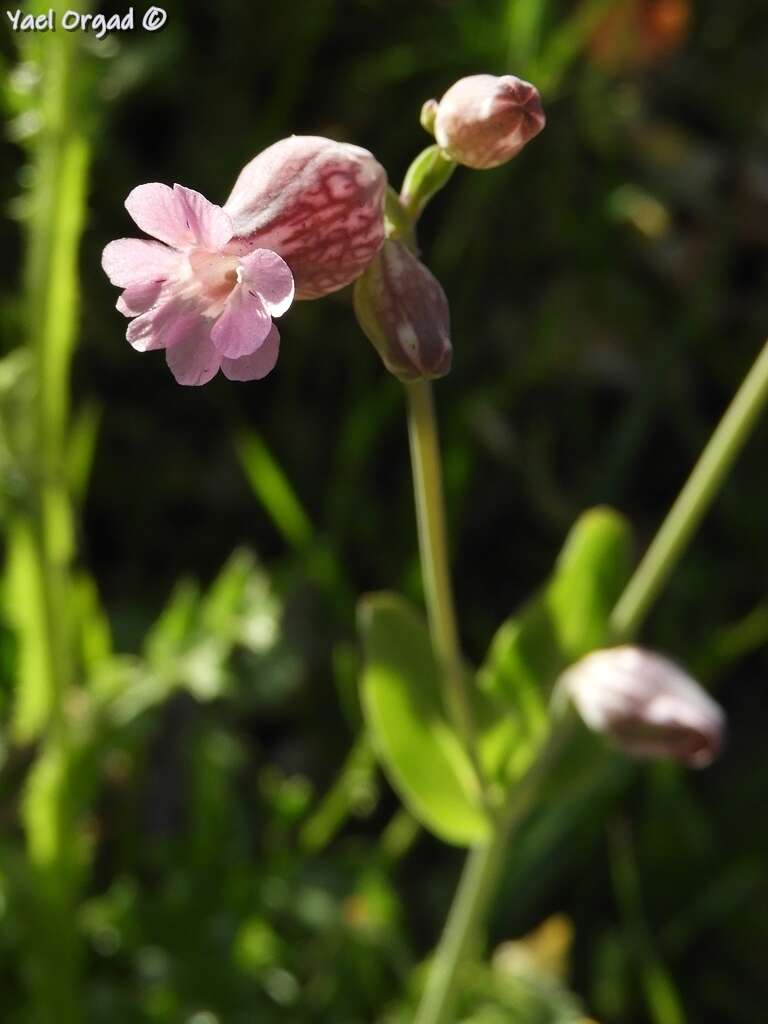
<box><xmin>187</xmin><ymin>250</ymin><xmax>239</xmax><ymax>316</ymax></box>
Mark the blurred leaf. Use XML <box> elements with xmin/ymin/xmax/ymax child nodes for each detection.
<box><xmin>608</xmin><ymin>817</ymin><xmax>687</xmax><ymax>1024</ymax></box>
<box><xmin>536</xmin><ymin>0</ymin><xmax>616</xmax><ymax>94</ymax></box>
<box><xmin>236</xmin><ymin>430</ymin><xmax>313</xmax><ymax>551</ymax></box>
<box><xmin>5</xmin><ymin>519</ymin><xmax>51</xmax><ymax>741</ymax></box>
<box><xmin>476</xmin><ymin>507</ymin><xmax>632</xmax><ymax>793</ymax></box>
<box><xmin>506</xmin><ymin>0</ymin><xmax>549</xmax><ymax>72</ymax></box>
<box><xmin>481</xmin><ymin>506</ymin><xmax>633</xmax><ymax>710</ymax></box>
<box><xmin>0</xmin><ymin>350</ymin><xmax>35</xmax><ymax>519</ymax></box>
<box><xmin>66</xmin><ymin>401</ymin><xmax>101</xmax><ymax>506</ymax></box>
<box><xmin>143</xmin><ymin>579</ymin><xmax>201</xmax><ymax>669</ymax></box>
<box><xmin>300</xmin><ymin>736</ymin><xmax>377</xmax><ymax>853</ymax></box>
<box><xmin>72</xmin><ymin>570</ymin><xmax>112</xmax><ymax>675</ymax></box>
<box><xmin>358</xmin><ymin>592</ymin><xmax>490</xmax><ymax>846</ymax></box>
<box><xmin>200</xmin><ymin>548</ymin><xmax>262</xmax><ymax>639</ymax></box>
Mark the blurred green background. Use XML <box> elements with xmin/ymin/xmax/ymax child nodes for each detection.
<box><xmin>1</xmin><ymin>0</ymin><xmax>768</xmax><ymax>1021</ymax></box>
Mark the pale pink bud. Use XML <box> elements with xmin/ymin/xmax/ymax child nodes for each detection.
<box><xmin>223</xmin><ymin>135</ymin><xmax>387</xmax><ymax>299</ymax></box>
<box><xmin>353</xmin><ymin>240</ymin><xmax>451</xmax><ymax>382</ymax></box>
<box><xmin>559</xmin><ymin>646</ymin><xmax>725</xmax><ymax>768</ymax></box>
<box><xmin>432</xmin><ymin>74</ymin><xmax>545</xmax><ymax>170</ymax></box>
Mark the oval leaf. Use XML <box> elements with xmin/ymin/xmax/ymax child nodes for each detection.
<box><xmin>358</xmin><ymin>593</ymin><xmax>490</xmax><ymax>846</ymax></box>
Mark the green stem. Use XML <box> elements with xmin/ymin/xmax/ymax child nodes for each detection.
<box><xmin>414</xmin><ymin>720</ymin><xmax>575</xmax><ymax>1024</ymax></box>
<box><xmin>415</xmin><ymin>834</ymin><xmax>510</xmax><ymax>1024</ymax></box>
<box><xmin>14</xmin><ymin>6</ymin><xmax>93</xmax><ymax>1020</ymax></box>
<box><xmin>611</xmin><ymin>338</ymin><xmax>768</xmax><ymax>640</ymax></box>
<box><xmin>413</xmin><ymin>338</ymin><xmax>768</xmax><ymax>1024</ymax></box>
<box><xmin>405</xmin><ymin>379</ymin><xmax>481</xmax><ymax>791</ymax></box>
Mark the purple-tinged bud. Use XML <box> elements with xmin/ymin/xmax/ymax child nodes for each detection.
<box><xmin>431</xmin><ymin>74</ymin><xmax>545</xmax><ymax>170</ymax></box>
<box><xmin>223</xmin><ymin>136</ymin><xmax>387</xmax><ymax>300</ymax></box>
<box><xmin>353</xmin><ymin>240</ymin><xmax>452</xmax><ymax>382</ymax></box>
<box><xmin>559</xmin><ymin>646</ymin><xmax>725</xmax><ymax>768</ymax></box>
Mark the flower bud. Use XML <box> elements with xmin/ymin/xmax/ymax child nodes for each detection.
<box><xmin>353</xmin><ymin>240</ymin><xmax>451</xmax><ymax>382</ymax></box>
<box><xmin>559</xmin><ymin>646</ymin><xmax>725</xmax><ymax>768</ymax></box>
<box><xmin>223</xmin><ymin>136</ymin><xmax>387</xmax><ymax>299</ymax></box>
<box><xmin>431</xmin><ymin>74</ymin><xmax>545</xmax><ymax>170</ymax></box>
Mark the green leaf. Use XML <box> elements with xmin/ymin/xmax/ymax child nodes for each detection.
<box><xmin>5</xmin><ymin>519</ymin><xmax>52</xmax><ymax>742</ymax></box>
<box><xmin>72</xmin><ymin>571</ymin><xmax>112</xmax><ymax>675</ymax></box>
<box><xmin>549</xmin><ymin>505</ymin><xmax>634</xmax><ymax>658</ymax></box>
<box><xmin>143</xmin><ymin>578</ymin><xmax>201</xmax><ymax>669</ymax></box>
<box><xmin>483</xmin><ymin>506</ymin><xmax>632</xmax><ymax>701</ymax></box>
<box><xmin>235</xmin><ymin>430</ymin><xmax>313</xmax><ymax>551</ymax></box>
<box><xmin>478</xmin><ymin>507</ymin><xmax>633</xmax><ymax>785</ymax></box>
<box><xmin>66</xmin><ymin>401</ymin><xmax>101</xmax><ymax>506</ymax></box>
<box><xmin>358</xmin><ymin>593</ymin><xmax>490</xmax><ymax>846</ymax></box>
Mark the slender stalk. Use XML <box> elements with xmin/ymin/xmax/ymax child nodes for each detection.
<box><xmin>611</xmin><ymin>338</ymin><xmax>768</xmax><ymax>639</ymax></box>
<box><xmin>415</xmin><ymin>834</ymin><xmax>510</xmax><ymax>1024</ymax></box>
<box><xmin>405</xmin><ymin>379</ymin><xmax>481</xmax><ymax>788</ymax></box>
<box><xmin>13</xmin><ymin>7</ymin><xmax>93</xmax><ymax>1020</ymax></box>
<box><xmin>414</xmin><ymin>719</ymin><xmax>576</xmax><ymax>1024</ymax></box>
<box><xmin>413</xmin><ymin>338</ymin><xmax>768</xmax><ymax>1024</ymax></box>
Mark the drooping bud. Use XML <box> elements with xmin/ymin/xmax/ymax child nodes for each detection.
<box><xmin>558</xmin><ymin>646</ymin><xmax>725</xmax><ymax>768</ymax></box>
<box><xmin>223</xmin><ymin>136</ymin><xmax>387</xmax><ymax>299</ymax></box>
<box><xmin>353</xmin><ymin>240</ymin><xmax>451</xmax><ymax>382</ymax></box>
<box><xmin>431</xmin><ymin>74</ymin><xmax>545</xmax><ymax>170</ymax></box>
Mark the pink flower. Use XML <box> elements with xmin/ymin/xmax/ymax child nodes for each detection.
<box><xmin>559</xmin><ymin>646</ymin><xmax>725</xmax><ymax>768</ymax></box>
<box><xmin>102</xmin><ymin>137</ymin><xmax>387</xmax><ymax>385</ymax></box>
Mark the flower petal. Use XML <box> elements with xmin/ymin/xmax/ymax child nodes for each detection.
<box><xmin>125</xmin><ymin>183</ymin><xmax>195</xmax><ymax>248</ymax></box>
<box><xmin>124</xmin><ymin>183</ymin><xmax>232</xmax><ymax>251</ymax></box>
<box><xmin>221</xmin><ymin>324</ymin><xmax>280</xmax><ymax>381</ymax></box>
<box><xmin>126</xmin><ymin>294</ymin><xmax>205</xmax><ymax>352</ymax></box>
<box><xmin>210</xmin><ymin>283</ymin><xmax>272</xmax><ymax>359</ymax></box>
<box><xmin>116</xmin><ymin>280</ymin><xmax>167</xmax><ymax>317</ymax></box>
<box><xmin>165</xmin><ymin>321</ymin><xmax>221</xmax><ymax>386</ymax></box>
<box><xmin>172</xmin><ymin>184</ymin><xmax>233</xmax><ymax>251</ymax></box>
<box><xmin>238</xmin><ymin>249</ymin><xmax>295</xmax><ymax>317</ymax></box>
<box><xmin>102</xmin><ymin>238</ymin><xmax>181</xmax><ymax>288</ymax></box>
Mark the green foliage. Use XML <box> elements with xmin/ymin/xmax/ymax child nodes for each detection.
<box><xmin>476</xmin><ymin>507</ymin><xmax>633</xmax><ymax>789</ymax></box>
<box><xmin>482</xmin><ymin>506</ymin><xmax>633</xmax><ymax>707</ymax></box>
<box><xmin>0</xmin><ymin>0</ymin><xmax>766</xmax><ymax>1021</ymax></box>
<box><xmin>359</xmin><ymin>592</ymin><xmax>490</xmax><ymax>845</ymax></box>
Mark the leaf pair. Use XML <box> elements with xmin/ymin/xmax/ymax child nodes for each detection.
<box><xmin>358</xmin><ymin>507</ymin><xmax>633</xmax><ymax>846</ymax></box>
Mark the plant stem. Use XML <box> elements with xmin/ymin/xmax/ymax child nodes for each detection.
<box><xmin>611</xmin><ymin>338</ymin><xmax>768</xmax><ymax>640</ymax></box>
<box><xmin>413</xmin><ymin>719</ymin><xmax>575</xmax><ymax>1024</ymax></box>
<box><xmin>413</xmin><ymin>338</ymin><xmax>768</xmax><ymax>1024</ymax></box>
<box><xmin>414</xmin><ymin>833</ymin><xmax>510</xmax><ymax>1024</ymax></box>
<box><xmin>14</xmin><ymin>7</ymin><xmax>93</xmax><ymax>1020</ymax></box>
<box><xmin>405</xmin><ymin>379</ymin><xmax>481</xmax><ymax>790</ymax></box>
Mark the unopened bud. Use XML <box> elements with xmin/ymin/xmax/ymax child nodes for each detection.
<box><xmin>224</xmin><ymin>136</ymin><xmax>387</xmax><ymax>299</ymax></box>
<box><xmin>559</xmin><ymin>646</ymin><xmax>725</xmax><ymax>768</ymax></box>
<box><xmin>432</xmin><ymin>74</ymin><xmax>545</xmax><ymax>170</ymax></box>
<box><xmin>353</xmin><ymin>240</ymin><xmax>451</xmax><ymax>382</ymax></box>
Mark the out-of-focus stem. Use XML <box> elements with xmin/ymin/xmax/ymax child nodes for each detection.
<box><xmin>414</xmin><ymin>720</ymin><xmax>575</xmax><ymax>1024</ymax></box>
<box><xmin>16</xmin><ymin>5</ymin><xmax>93</xmax><ymax>1021</ymax></box>
<box><xmin>611</xmin><ymin>338</ymin><xmax>768</xmax><ymax>640</ymax></box>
